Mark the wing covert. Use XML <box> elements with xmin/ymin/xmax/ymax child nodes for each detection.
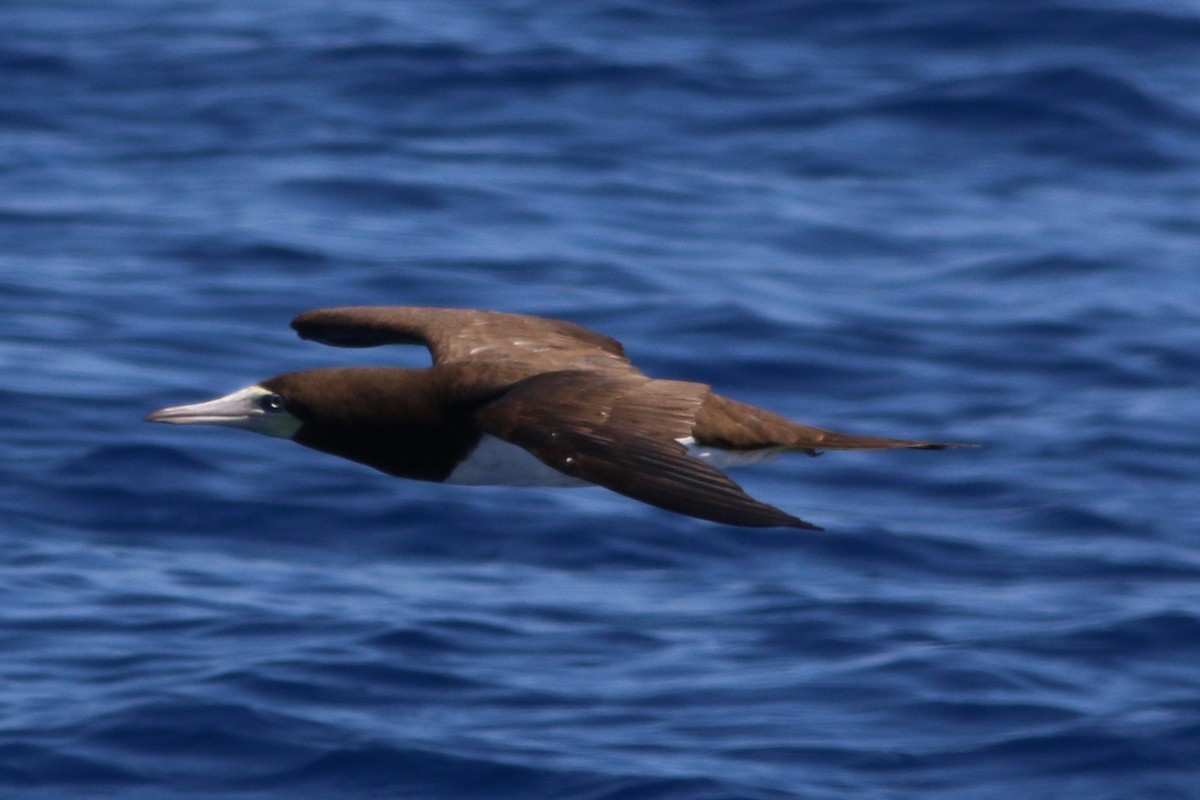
<box><xmin>292</xmin><ymin>306</ymin><xmax>635</xmax><ymax>375</ymax></box>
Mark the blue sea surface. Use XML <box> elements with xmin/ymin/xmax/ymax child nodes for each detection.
<box><xmin>3</xmin><ymin>1</ymin><xmax>1199</xmax><ymax>798</ymax></box>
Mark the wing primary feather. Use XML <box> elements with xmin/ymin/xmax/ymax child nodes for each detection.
<box><xmin>476</xmin><ymin>371</ymin><xmax>821</xmax><ymax>530</ymax></box>
<box><xmin>545</xmin><ymin>427</ymin><xmax>820</xmax><ymax>529</ymax></box>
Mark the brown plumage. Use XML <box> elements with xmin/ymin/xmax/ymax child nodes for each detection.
<box><xmin>147</xmin><ymin>306</ymin><xmax>961</xmax><ymax>529</ymax></box>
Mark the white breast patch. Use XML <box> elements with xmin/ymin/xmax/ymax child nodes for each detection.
<box><xmin>445</xmin><ymin>435</ymin><xmax>590</xmax><ymax>487</ymax></box>
<box><xmin>675</xmin><ymin>437</ymin><xmax>783</xmax><ymax>469</ymax></box>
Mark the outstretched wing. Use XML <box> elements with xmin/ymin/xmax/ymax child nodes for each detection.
<box><xmin>475</xmin><ymin>371</ymin><xmax>820</xmax><ymax>530</ymax></box>
<box><xmin>292</xmin><ymin>306</ymin><xmax>636</xmax><ymax>376</ymax></box>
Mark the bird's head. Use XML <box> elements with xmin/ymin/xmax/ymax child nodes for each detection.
<box><xmin>145</xmin><ymin>378</ymin><xmax>305</xmax><ymax>440</ymax></box>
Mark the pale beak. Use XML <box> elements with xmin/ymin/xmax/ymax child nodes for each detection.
<box><xmin>146</xmin><ymin>385</ymin><xmax>301</xmax><ymax>439</ymax></box>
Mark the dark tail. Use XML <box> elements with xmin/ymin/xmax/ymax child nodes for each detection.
<box><xmin>694</xmin><ymin>393</ymin><xmax>964</xmax><ymax>454</ymax></box>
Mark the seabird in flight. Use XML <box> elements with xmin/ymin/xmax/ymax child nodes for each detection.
<box><xmin>146</xmin><ymin>306</ymin><xmax>959</xmax><ymax>529</ymax></box>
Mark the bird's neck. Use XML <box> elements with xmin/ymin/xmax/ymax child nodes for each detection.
<box><xmin>286</xmin><ymin>367</ymin><xmax>490</xmax><ymax>482</ymax></box>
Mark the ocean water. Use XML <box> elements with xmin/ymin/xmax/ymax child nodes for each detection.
<box><xmin>3</xmin><ymin>1</ymin><xmax>1200</xmax><ymax>797</ymax></box>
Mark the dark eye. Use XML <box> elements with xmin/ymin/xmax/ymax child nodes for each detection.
<box><xmin>258</xmin><ymin>393</ymin><xmax>285</xmax><ymax>413</ymax></box>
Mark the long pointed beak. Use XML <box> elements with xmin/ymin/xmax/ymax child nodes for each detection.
<box><xmin>146</xmin><ymin>386</ymin><xmax>261</xmax><ymax>425</ymax></box>
<box><xmin>145</xmin><ymin>385</ymin><xmax>301</xmax><ymax>439</ymax></box>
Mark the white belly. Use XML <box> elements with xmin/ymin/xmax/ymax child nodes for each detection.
<box><xmin>444</xmin><ymin>435</ymin><xmax>589</xmax><ymax>487</ymax></box>
<box><xmin>676</xmin><ymin>437</ymin><xmax>782</xmax><ymax>468</ymax></box>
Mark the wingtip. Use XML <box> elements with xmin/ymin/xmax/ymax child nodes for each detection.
<box><xmin>290</xmin><ymin>306</ymin><xmax>355</xmax><ymax>334</ymax></box>
<box><xmin>288</xmin><ymin>308</ymin><xmax>363</xmax><ymax>346</ymax></box>
<box><xmin>764</xmin><ymin>509</ymin><xmax>822</xmax><ymax>531</ymax></box>
<box><xmin>290</xmin><ymin>309</ymin><xmax>319</xmax><ymax>339</ymax></box>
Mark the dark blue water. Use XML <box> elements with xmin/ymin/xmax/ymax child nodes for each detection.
<box><xmin>4</xmin><ymin>1</ymin><xmax>1200</xmax><ymax>797</ymax></box>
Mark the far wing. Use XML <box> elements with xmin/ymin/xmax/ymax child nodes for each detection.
<box><xmin>475</xmin><ymin>371</ymin><xmax>820</xmax><ymax>530</ymax></box>
<box><xmin>292</xmin><ymin>306</ymin><xmax>636</xmax><ymax>376</ymax></box>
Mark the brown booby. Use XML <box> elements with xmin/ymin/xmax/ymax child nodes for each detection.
<box><xmin>146</xmin><ymin>306</ymin><xmax>958</xmax><ymax>529</ymax></box>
